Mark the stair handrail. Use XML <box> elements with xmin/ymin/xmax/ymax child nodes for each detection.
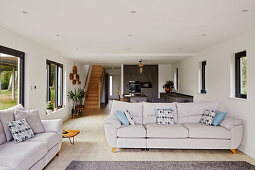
<box><xmin>84</xmin><ymin>65</ymin><xmax>92</xmax><ymax>90</ymax></box>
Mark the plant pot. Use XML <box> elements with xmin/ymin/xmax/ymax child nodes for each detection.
<box><xmin>46</xmin><ymin>110</ymin><xmax>52</xmax><ymax>115</ymax></box>
<box><xmin>165</xmin><ymin>88</ymin><xmax>171</xmax><ymax>93</ymax></box>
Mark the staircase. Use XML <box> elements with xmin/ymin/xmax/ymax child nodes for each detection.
<box><xmin>85</xmin><ymin>65</ymin><xmax>104</xmax><ymax>109</ymax></box>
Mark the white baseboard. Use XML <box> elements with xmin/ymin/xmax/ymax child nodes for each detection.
<box><xmin>239</xmin><ymin>144</ymin><xmax>255</xmax><ymax>159</ymax></box>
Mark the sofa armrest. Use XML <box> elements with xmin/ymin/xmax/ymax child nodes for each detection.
<box><xmin>42</xmin><ymin>119</ymin><xmax>63</xmax><ymax>135</ymax></box>
<box><xmin>220</xmin><ymin>117</ymin><xmax>243</xmax><ymax>130</ymax></box>
<box><xmin>104</xmin><ymin>114</ymin><xmax>121</xmax><ymax>129</ymax></box>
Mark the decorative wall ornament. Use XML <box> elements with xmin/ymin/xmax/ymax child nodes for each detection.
<box><xmin>70</xmin><ymin>65</ymin><xmax>81</xmax><ymax>85</ymax></box>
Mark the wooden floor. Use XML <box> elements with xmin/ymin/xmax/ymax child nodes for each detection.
<box><xmin>45</xmin><ymin>101</ymin><xmax>255</xmax><ymax>170</ymax></box>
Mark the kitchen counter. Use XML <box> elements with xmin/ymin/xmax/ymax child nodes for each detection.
<box><xmin>123</xmin><ymin>94</ymin><xmax>148</xmax><ymax>103</ymax></box>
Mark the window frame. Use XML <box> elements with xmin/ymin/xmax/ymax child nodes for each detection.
<box><xmin>201</xmin><ymin>61</ymin><xmax>206</xmax><ymax>94</ymax></box>
<box><xmin>46</xmin><ymin>60</ymin><xmax>63</xmax><ymax>108</ymax></box>
<box><xmin>176</xmin><ymin>68</ymin><xmax>179</xmax><ymax>90</ymax></box>
<box><xmin>235</xmin><ymin>51</ymin><xmax>247</xmax><ymax>99</ymax></box>
<box><xmin>0</xmin><ymin>45</ymin><xmax>25</xmax><ymax>106</ymax></box>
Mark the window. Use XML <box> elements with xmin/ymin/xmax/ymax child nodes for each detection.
<box><xmin>201</xmin><ymin>61</ymin><xmax>206</xmax><ymax>94</ymax></box>
<box><xmin>0</xmin><ymin>45</ymin><xmax>25</xmax><ymax>110</ymax></box>
<box><xmin>46</xmin><ymin>60</ymin><xmax>63</xmax><ymax>108</ymax></box>
<box><xmin>174</xmin><ymin>68</ymin><xmax>179</xmax><ymax>90</ymax></box>
<box><xmin>235</xmin><ymin>51</ymin><xmax>247</xmax><ymax>99</ymax></box>
<box><xmin>109</xmin><ymin>75</ymin><xmax>112</xmax><ymax>96</ymax></box>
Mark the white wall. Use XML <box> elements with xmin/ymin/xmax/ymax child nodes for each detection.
<box><xmin>172</xmin><ymin>30</ymin><xmax>255</xmax><ymax>158</ymax></box>
<box><xmin>0</xmin><ymin>26</ymin><xmax>84</xmax><ymax>121</ymax></box>
<box><xmin>158</xmin><ymin>64</ymin><xmax>173</xmax><ymax>97</ymax></box>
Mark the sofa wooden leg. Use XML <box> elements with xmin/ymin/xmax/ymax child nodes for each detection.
<box><xmin>56</xmin><ymin>152</ymin><xmax>60</xmax><ymax>156</ymax></box>
<box><xmin>112</xmin><ymin>148</ymin><xmax>117</xmax><ymax>153</ymax></box>
<box><xmin>230</xmin><ymin>149</ymin><xmax>236</xmax><ymax>154</ymax></box>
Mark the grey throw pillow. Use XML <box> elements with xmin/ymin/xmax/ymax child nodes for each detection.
<box><xmin>8</xmin><ymin>119</ymin><xmax>34</xmax><ymax>143</ymax></box>
<box><xmin>0</xmin><ymin>104</ymin><xmax>25</xmax><ymax>141</ymax></box>
<box><xmin>14</xmin><ymin>109</ymin><xmax>45</xmax><ymax>134</ymax></box>
<box><xmin>0</xmin><ymin>120</ymin><xmax>7</xmax><ymax>144</ymax></box>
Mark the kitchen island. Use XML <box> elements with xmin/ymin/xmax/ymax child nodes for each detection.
<box><xmin>123</xmin><ymin>94</ymin><xmax>147</xmax><ymax>103</ymax></box>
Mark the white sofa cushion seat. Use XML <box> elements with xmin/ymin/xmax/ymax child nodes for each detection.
<box><xmin>183</xmin><ymin>123</ymin><xmax>231</xmax><ymax>139</ymax></box>
<box><xmin>117</xmin><ymin>125</ymin><xmax>146</xmax><ymax>138</ymax></box>
<box><xmin>23</xmin><ymin>132</ymin><xmax>60</xmax><ymax>151</ymax></box>
<box><xmin>0</xmin><ymin>141</ymin><xmax>47</xmax><ymax>170</ymax></box>
<box><xmin>146</xmin><ymin>123</ymin><xmax>188</xmax><ymax>138</ymax></box>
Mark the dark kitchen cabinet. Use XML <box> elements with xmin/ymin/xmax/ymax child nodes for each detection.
<box><xmin>123</xmin><ymin>65</ymin><xmax>158</xmax><ymax>102</ymax></box>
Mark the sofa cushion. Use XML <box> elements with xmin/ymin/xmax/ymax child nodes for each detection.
<box><xmin>0</xmin><ymin>104</ymin><xmax>25</xmax><ymax>141</ymax></box>
<box><xmin>143</xmin><ymin>102</ymin><xmax>177</xmax><ymax>124</ymax></box>
<box><xmin>117</xmin><ymin>125</ymin><xmax>146</xmax><ymax>138</ymax></box>
<box><xmin>23</xmin><ymin>132</ymin><xmax>59</xmax><ymax>151</ymax></box>
<box><xmin>110</xmin><ymin>100</ymin><xmax>143</xmax><ymax>124</ymax></box>
<box><xmin>14</xmin><ymin>109</ymin><xmax>45</xmax><ymax>134</ymax></box>
<box><xmin>0</xmin><ymin>120</ymin><xmax>6</xmax><ymax>144</ymax></box>
<box><xmin>177</xmin><ymin>101</ymin><xmax>218</xmax><ymax>123</ymax></box>
<box><xmin>0</xmin><ymin>141</ymin><xmax>47</xmax><ymax>170</ymax></box>
<box><xmin>146</xmin><ymin>123</ymin><xmax>188</xmax><ymax>138</ymax></box>
<box><xmin>183</xmin><ymin>123</ymin><xmax>231</xmax><ymax>139</ymax></box>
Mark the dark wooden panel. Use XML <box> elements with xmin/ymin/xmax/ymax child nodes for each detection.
<box><xmin>123</xmin><ymin>65</ymin><xmax>158</xmax><ymax>102</ymax></box>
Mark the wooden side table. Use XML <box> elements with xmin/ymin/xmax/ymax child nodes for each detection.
<box><xmin>62</xmin><ymin>130</ymin><xmax>80</xmax><ymax>144</ymax></box>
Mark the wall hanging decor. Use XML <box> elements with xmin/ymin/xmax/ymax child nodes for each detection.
<box><xmin>70</xmin><ymin>65</ymin><xmax>81</xmax><ymax>85</ymax></box>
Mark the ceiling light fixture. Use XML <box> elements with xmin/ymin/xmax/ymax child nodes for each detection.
<box><xmin>56</xmin><ymin>34</ymin><xmax>61</xmax><ymax>37</ymax></box>
<box><xmin>131</xmin><ymin>11</ymin><xmax>136</xmax><ymax>13</ymax></box>
<box><xmin>21</xmin><ymin>11</ymin><xmax>28</xmax><ymax>14</ymax></box>
<box><xmin>128</xmin><ymin>34</ymin><xmax>133</xmax><ymax>36</ymax></box>
<box><xmin>201</xmin><ymin>34</ymin><xmax>207</xmax><ymax>36</ymax></box>
<box><xmin>241</xmin><ymin>9</ymin><xmax>249</xmax><ymax>13</ymax></box>
<box><xmin>139</xmin><ymin>59</ymin><xmax>144</xmax><ymax>74</ymax></box>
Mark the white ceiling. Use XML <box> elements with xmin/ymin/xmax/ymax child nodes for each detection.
<box><xmin>0</xmin><ymin>0</ymin><xmax>255</xmax><ymax>66</ymax></box>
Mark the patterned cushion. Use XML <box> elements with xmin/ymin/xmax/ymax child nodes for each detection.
<box><xmin>14</xmin><ymin>109</ymin><xmax>45</xmax><ymax>134</ymax></box>
<box><xmin>200</xmin><ymin>109</ymin><xmax>216</xmax><ymax>126</ymax></box>
<box><xmin>155</xmin><ymin>108</ymin><xmax>174</xmax><ymax>125</ymax></box>
<box><xmin>8</xmin><ymin>119</ymin><xmax>34</xmax><ymax>143</ymax></box>
<box><xmin>124</xmin><ymin>110</ymin><xmax>135</xmax><ymax>125</ymax></box>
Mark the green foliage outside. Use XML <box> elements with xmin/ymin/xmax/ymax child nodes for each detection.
<box><xmin>1</xmin><ymin>71</ymin><xmax>11</xmax><ymax>89</ymax></box>
<box><xmin>241</xmin><ymin>57</ymin><xmax>247</xmax><ymax>95</ymax></box>
<box><xmin>0</xmin><ymin>90</ymin><xmax>18</xmax><ymax>110</ymax></box>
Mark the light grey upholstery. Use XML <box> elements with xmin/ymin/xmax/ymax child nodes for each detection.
<box><xmin>220</xmin><ymin>117</ymin><xmax>244</xmax><ymax>130</ymax></box>
<box><xmin>0</xmin><ymin>120</ymin><xmax>6</xmax><ymax>144</ymax></box>
<box><xmin>104</xmin><ymin>101</ymin><xmax>244</xmax><ymax>150</ymax></box>
<box><xmin>146</xmin><ymin>123</ymin><xmax>188</xmax><ymax>138</ymax></box>
<box><xmin>183</xmin><ymin>123</ymin><xmax>231</xmax><ymax>139</ymax></box>
<box><xmin>0</xmin><ymin>104</ymin><xmax>25</xmax><ymax>141</ymax></box>
<box><xmin>117</xmin><ymin>125</ymin><xmax>146</xmax><ymax>138</ymax></box>
<box><xmin>0</xmin><ymin>106</ymin><xmax>62</xmax><ymax>170</ymax></box>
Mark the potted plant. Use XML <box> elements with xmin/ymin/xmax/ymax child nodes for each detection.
<box><xmin>77</xmin><ymin>88</ymin><xmax>86</xmax><ymax>105</ymax></box>
<box><xmin>67</xmin><ymin>89</ymin><xmax>80</xmax><ymax>109</ymax></box>
<box><xmin>46</xmin><ymin>101</ymin><xmax>54</xmax><ymax>115</ymax></box>
<box><xmin>163</xmin><ymin>80</ymin><xmax>174</xmax><ymax>93</ymax></box>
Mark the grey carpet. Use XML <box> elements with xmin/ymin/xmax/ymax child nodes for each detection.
<box><xmin>65</xmin><ymin>161</ymin><xmax>255</xmax><ymax>170</ymax></box>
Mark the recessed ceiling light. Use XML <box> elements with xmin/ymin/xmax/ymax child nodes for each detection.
<box><xmin>128</xmin><ymin>34</ymin><xmax>133</xmax><ymax>37</ymax></box>
<box><xmin>75</xmin><ymin>48</ymin><xmax>79</xmax><ymax>50</ymax></box>
<box><xmin>56</xmin><ymin>34</ymin><xmax>61</xmax><ymax>37</ymax></box>
<box><xmin>131</xmin><ymin>11</ymin><xmax>136</xmax><ymax>13</ymax></box>
<box><xmin>241</xmin><ymin>9</ymin><xmax>249</xmax><ymax>13</ymax></box>
<box><xmin>21</xmin><ymin>11</ymin><xmax>28</xmax><ymax>14</ymax></box>
<box><xmin>201</xmin><ymin>34</ymin><xmax>207</xmax><ymax>36</ymax></box>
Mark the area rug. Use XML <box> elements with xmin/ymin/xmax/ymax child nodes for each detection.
<box><xmin>65</xmin><ymin>161</ymin><xmax>255</xmax><ymax>170</ymax></box>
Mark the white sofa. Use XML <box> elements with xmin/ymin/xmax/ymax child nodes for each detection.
<box><xmin>0</xmin><ymin>106</ymin><xmax>63</xmax><ymax>170</ymax></box>
<box><xmin>104</xmin><ymin>101</ymin><xmax>244</xmax><ymax>153</ymax></box>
